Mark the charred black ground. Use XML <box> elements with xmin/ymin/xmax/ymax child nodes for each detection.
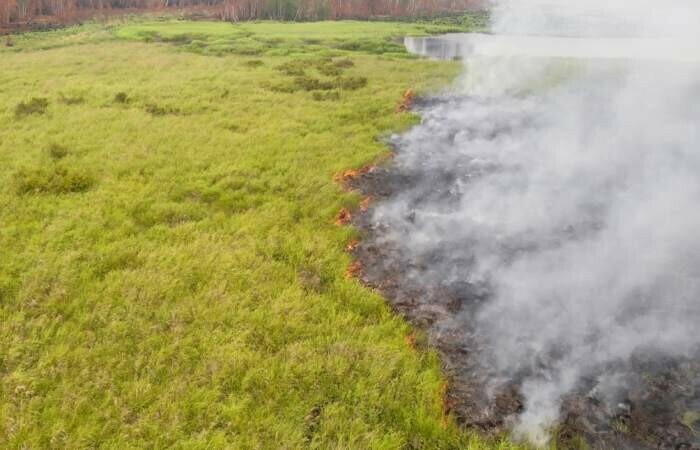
<box><xmin>348</xmin><ymin>96</ymin><xmax>700</xmax><ymax>450</ymax></box>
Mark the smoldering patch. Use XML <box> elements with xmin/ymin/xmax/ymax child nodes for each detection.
<box><xmin>352</xmin><ymin>80</ymin><xmax>700</xmax><ymax>448</ymax></box>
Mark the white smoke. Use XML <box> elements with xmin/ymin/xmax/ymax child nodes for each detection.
<box><xmin>378</xmin><ymin>0</ymin><xmax>700</xmax><ymax>445</ymax></box>
<box><xmin>490</xmin><ymin>0</ymin><xmax>700</xmax><ymax>38</ymax></box>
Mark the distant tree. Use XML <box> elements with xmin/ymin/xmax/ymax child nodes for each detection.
<box><xmin>0</xmin><ymin>0</ymin><xmax>478</xmax><ymax>26</ymax></box>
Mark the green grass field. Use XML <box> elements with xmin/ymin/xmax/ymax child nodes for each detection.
<box><xmin>0</xmin><ymin>19</ymin><xmax>527</xmax><ymax>449</ymax></box>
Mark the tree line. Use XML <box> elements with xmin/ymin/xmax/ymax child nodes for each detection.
<box><xmin>0</xmin><ymin>0</ymin><xmax>480</xmax><ymax>26</ymax></box>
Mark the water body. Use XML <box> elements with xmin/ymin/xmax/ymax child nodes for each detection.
<box><xmin>404</xmin><ymin>33</ymin><xmax>700</xmax><ymax>63</ymax></box>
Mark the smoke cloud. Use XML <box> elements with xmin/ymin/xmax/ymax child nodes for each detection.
<box><xmin>376</xmin><ymin>0</ymin><xmax>700</xmax><ymax>445</ymax></box>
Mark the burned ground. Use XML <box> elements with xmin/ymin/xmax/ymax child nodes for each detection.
<box><xmin>349</xmin><ymin>96</ymin><xmax>700</xmax><ymax>450</ymax></box>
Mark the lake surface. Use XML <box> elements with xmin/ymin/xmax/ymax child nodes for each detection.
<box><xmin>404</xmin><ymin>33</ymin><xmax>700</xmax><ymax>62</ymax></box>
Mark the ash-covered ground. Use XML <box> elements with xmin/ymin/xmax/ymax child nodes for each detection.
<box><xmin>349</xmin><ymin>93</ymin><xmax>700</xmax><ymax>449</ymax></box>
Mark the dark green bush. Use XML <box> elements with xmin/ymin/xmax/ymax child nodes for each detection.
<box><xmin>114</xmin><ymin>92</ymin><xmax>129</xmax><ymax>104</ymax></box>
<box><xmin>144</xmin><ymin>103</ymin><xmax>179</xmax><ymax>116</ymax></box>
<box><xmin>13</xmin><ymin>166</ymin><xmax>94</xmax><ymax>195</ymax></box>
<box><xmin>47</xmin><ymin>143</ymin><xmax>69</xmax><ymax>160</ymax></box>
<box><xmin>267</xmin><ymin>74</ymin><xmax>367</xmax><ymax>93</ymax></box>
<box><xmin>15</xmin><ymin>98</ymin><xmax>49</xmax><ymax>118</ymax></box>
<box><xmin>336</xmin><ymin>39</ymin><xmax>404</xmax><ymax>55</ymax></box>
<box><xmin>293</xmin><ymin>76</ymin><xmax>335</xmax><ymax>91</ymax></box>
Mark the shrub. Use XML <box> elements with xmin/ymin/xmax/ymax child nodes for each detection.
<box><xmin>114</xmin><ymin>92</ymin><xmax>129</xmax><ymax>104</ymax></box>
<box><xmin>13</xmin><ymin>166</ymin><xmax>94</xmax><ymax>195</ymax></box>
<box><xmin>47</xmin><ymin>143</ymin><xmax>69</xmax><ymax>160</ymax></box>
<box><xmin>144</xmin><ymin>103</ymin><xmax>178</xmax><ymax>116</ymax></box>
<box><xmin>266</xmin><ymin>75</ymin><xmax>366</xmax><ymax>94</ymax></box>
<box><xmin>336</xmin><ymin>39</ymin><xmax>404</xmax><ymax>55</ymax></box>
<box><xmin>313</xmin><ymin>58</ymin><xmax>356</xmax><ymax>76</ymax></box>
<box><xmin>15</xmin><ymin>98</ymin><xmax>49</xmax><ymax>118</ymax></box>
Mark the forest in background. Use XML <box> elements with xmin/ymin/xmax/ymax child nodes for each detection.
<box><xmin>0</xmin><ymin>0</ymin><xmax>483</xmax><ymax>30</ymax></box>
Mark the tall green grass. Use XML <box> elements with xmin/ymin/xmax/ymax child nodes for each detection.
<box><xmin>0</xmin><ymin>21</ymin><xmax>530</xmax><ymax>449</ymax></box>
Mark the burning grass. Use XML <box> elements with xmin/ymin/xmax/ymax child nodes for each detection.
<box><xmin>334</xmin><ymin>207</ymin><xmax>353</xmax><ymax>225</ymax></box>
<box><xmin>396</xmin><ymin>88</ymin><xmax>416</xmax><ymax>112</ymax></box>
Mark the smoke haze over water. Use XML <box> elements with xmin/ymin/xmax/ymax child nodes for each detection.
<box><xmin>375</xmin><ymin>0</ymin><xmax>700</xmax><ymax>445</ymax></box>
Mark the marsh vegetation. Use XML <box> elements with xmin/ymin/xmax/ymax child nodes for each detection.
<box><xmin>0</xmin><ymin>18</ymin><xmax>528</xmax><ymax>449</ymax></box>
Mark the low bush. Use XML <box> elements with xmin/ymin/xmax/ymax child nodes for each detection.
<box><xmin>47</xmin><ymin>143</ymin><xmax>69</xmax><ymax>160</ymax></box>
<box><xmin>13</xmin><ymin>166</ymin><xmax>94</xmax><ymax>195</ymax></box>
<box><xmin>293</xmin><ymin>76</ymin><xmax>335</xmax><ymax>91</ymax></box>
<box><xmin>267</xmin><ymin>74</ymin><xmax>368</xmax><ymax>94</ymax></box>
<box><xmin>114</xmin><ymin>92</ymin><xmax>129</xmax><ymax>104</ymax></box>
<box><xmin>15</xmin><ymin>97</ymin><xmax>49</xmax><ymax>118</ymax></box>
<box><xmin>144</xmin><ymin>103</ymin><xmax>179</xmax><ymax>116</ymax></box>
<box><xmin>335</xmin><ymin>39</ymin><xmax>404</xmax><ymax>55</ymax></box>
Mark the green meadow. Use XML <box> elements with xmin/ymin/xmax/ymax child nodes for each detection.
<box><xmin>0</xmin><ymin>19</ymin><xmax>526</xmax><ymax>448</ymax></box>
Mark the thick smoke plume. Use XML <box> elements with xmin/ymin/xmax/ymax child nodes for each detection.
<box><xmin>376</xmin><ymin>0</ymin><xmax>700</xmax><ymax>445</ymax></box>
